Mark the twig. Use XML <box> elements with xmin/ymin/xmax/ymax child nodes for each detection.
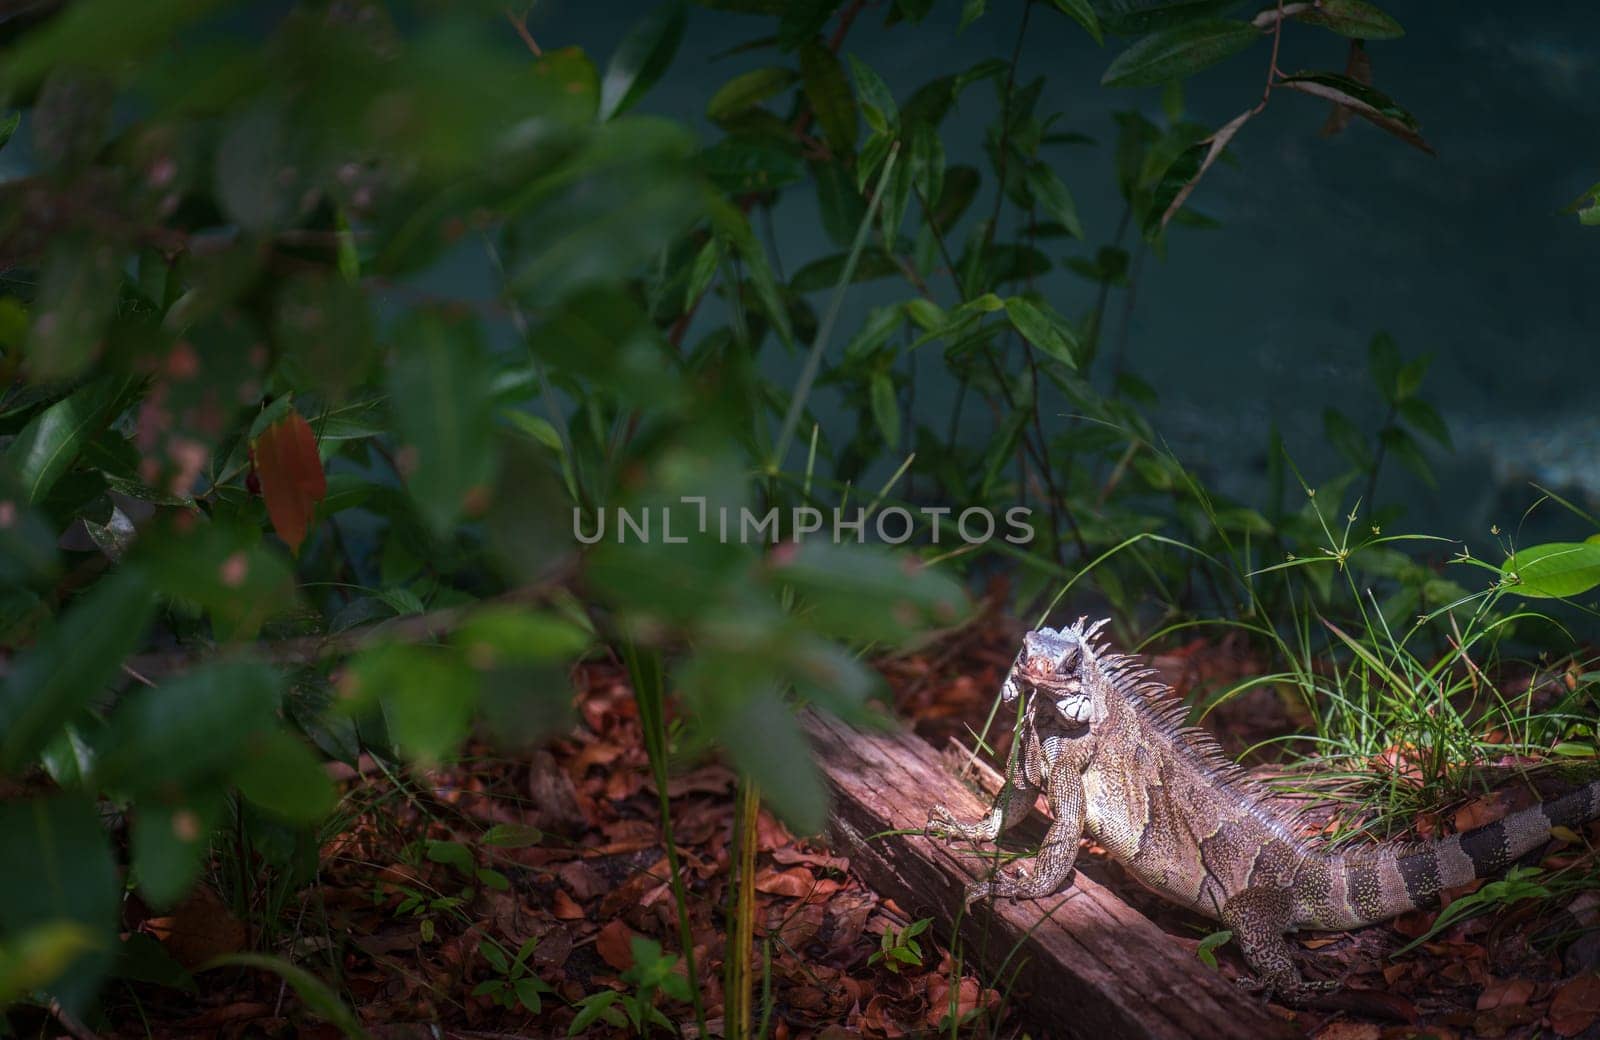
<box><xmin>981</xmin><ymin>0</ymin><xmax>1035</xmax><ymax>254</ymax></box>
<box><xmin>504</xmin><ymin>6</ymin><xmax>542</xmax><ymax>56</ymax></box>
<box><xmin>48</xmin><ymin>1000</ymin><xmax>102</xmax><ymax>1040</ymax></box>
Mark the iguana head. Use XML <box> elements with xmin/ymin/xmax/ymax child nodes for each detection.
<box><xmin>1003</xmin><ymin>623</ymin><xmax>1102</xmax><ymax>726</ymax></box>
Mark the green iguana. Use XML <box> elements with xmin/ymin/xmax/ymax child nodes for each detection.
<box><xmin>924</xmin><ymin>618</ymin><xmax>1600</xmax><ymax>1001</ymax></box>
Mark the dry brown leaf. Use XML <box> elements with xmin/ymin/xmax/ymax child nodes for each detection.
<box><xmin>757</xmin><ymin>811</ymin><xmax>793</xmax><ymax>851</ymax></box>
<box><xmin>527</xmin><ymin>749</ymin><xmax>586</xmax><ymax>832</ymax></box>
<box><xmin>1311</xmin><ymin>1022</ymin><xmax>1380</xmax><ymax>1040</ymax></box>
<box><xmin>755</xmin><ymin>866</ymin><xmax>841</xmax><ymax>899</ymax></box>
<box><xmin>1456</xmin><ymin>791</ymin><xmax>1515</xmax><ymax>832</ymax></box>
<box><xmin>551</xmin><ymin>888</ymin><xmax>585</xmax><ymax>921</ymax></box>
<box><xmin>596</xmin><ymin>918</ymin><xmax>639</xmax><ymax>972</ymax></box>
<box><xmin>860</xmin><ymin>993</ymin><xmax>908</xmax><ymax>1039</ymax></box>
<box><xmin>1551</xmin><ymin>972</ymin><xmax>1600</xmax><ymax>1036</ymax></box>
<box><xmin>924</xmin><ymin>974</ymin><xmax>991</xmax><ymax>1029</ymax></box>
<box><xmin>177</xmin><ymin>1001</ymin><xmax>274</xmax><ymax>1030</ymax></box>
<box><xmin>557</xmin><ymin>860</ymin><xmax>607</xmax><ymax>901</ymax></box>
<box><xmin>1476</xmin><ymin>976</ymin><xmax>1536</xmax><ymax>1010</ymax></box>
<box><xmin>143</xmin><ymin>884</ymin><xmax>247</xmax><ymax>968</ymax></box>
<box><xmin>771</xmin><ymin>846</ymin><xmax>851</xmax><ymax>873</ymax></box>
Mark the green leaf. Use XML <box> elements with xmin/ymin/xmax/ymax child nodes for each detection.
<box><xmin>1381</xmin><ymin>426</ymin><xmax>1434</xmax><ymax>486</ymax></box>
<box><xmin>709</xmin><ymin>196</ymin><xmax>797</xmax><ymax>349</ymax></box>
<box><xmin>505</xmin><ymin>120</ymin><xmax>703</xmax><ymax>303</ymax></box>
<box><xmin>6</xmin><ymin>375</ymin><xmax>134</xmax><ymax>503</ymax></box>
<box><xmin>0</xmin><ymin>921</ymin><xmax>101</xmax><ymax>1007</ymax></box>
<box><xmin>707</xmin><ymin>67</ymin><xmax>797</xmax><ymax>123</ymax></box>
<box><xmin>1024</xmin><ymin>163</ymin><xmax>1083</xmax><ymax>239</ymax></box>
<box><xmin>777</xmin><ymin>0</ymin><xmax>843</xmax><ymax>49</ymax></box>
<box><xmin>25</xmin><ymin>239</ymin><xmax>122</xmax><ymax>382</ymax></box>
<box><xmin>112</xmin><ymin>931</ymin><xmax>196</xmax><ymax>993</ymax></box>
<box><xmin>201</xmin><ymin>954</ymin><xmax>370</xmax><ymax>1039</ymax></box>
<box><xmin>1048</xmin><ymin>0</ymin><xmax>1102</xmax><ymax>43</ymax></box>
<box><xmin>715</xmin><ymin>685</ymin><xmax>828</xmax><ymax>834</ymax></box>
<box><xmin>92</xmin><ymin>660</ymin><xmax>285</xmax><ymax>793</ymax></box>
<box><xmin>1322</xmin><ymin>408</ymin><xmax>1371</xmax><ymax>472</ymax></box>
<box><xmin>140</xmin><ymin>525</ymin><xmax>298</xmax><ymax>641</ymax></box>
<box><xmin>599</xmin><ymin>0</ymin><xmax>689</xmax><ymax>120</ymax></box>
<box><xmin>0</xmin><ymin>111</ymin><xmax>19</xmax><ymax>152</ymax></box>
<box><xmin>481</xmin><ymin>823</ymin><xmax>544</xmax><ymax>848</ymax></box>
<box><xmin>1397</xmin><ymin>398</ymin><xmax>1450</xmax><ymax>449</ymax></box>
<box><xmin>514</xmin><ymin>976</ymin><xmax>546</xmax><ymax>1012</ymax></box>
<box><xmin>1195</xmin><ymin>929</ymin><xmax>1232</xmax><ymax>969</ymax></box>
<box><xmin>909</xmin><ymin>124</ymin><xmax>945</xmax><ymax>215</ymax></box>
<box><xmin>1101</xmin><ymin>20</ymin><xmax>1259</xmax><ymax>88</ymax></box>
<box><xmin>790</xmin><ymin>248</ymin><xmax>901</xmax><ymax>292</ymax></box>
<box><xmin>869</xmin><ymin>370</ymin><xmax>900</xmax><ymax>451</ymax></box>
<box><xmin>703</xmin><ymin>133</ymin><xmax>806</xmax><ymax>193</ymax></box>
<box><xmin>847</xmin><ymin>55</ymin><xmax>898</xmax><ymax>133</ymax></box>
<box><xmin>811</xmin><ymin>157</ymin><xmax>868</xmax><ymax>246</ymax></box>
<box><xmin>533</xmin><ymin>46</ymin><xmax>602</xmax><ymax>124</ymax></box>
<box><xmin>1502</xmin><ymin>542</ymin><xmax>1600</xmax><ymax>599</ymax></box>
<box><xmin>428</xmin><ymin>840</ymin><xmax>475</xmax><ymax>875</ymax></box>
<box><xmin>0</xmin><ymin>566</ymin><xmax>156</xmax><ymax>770</ymax></box>
<box><xmin>1566</xmin><ymin>181</ymin><xmax>1600</xmax><ymax>227</ymax></box>
<box><xmin>799</xmin><ymin>40</ymin><xmax>858</xmax><ymax>154</ymax></box>
<box><xmin>503</xmin><ymin>410</ymin><xmax>564</xmax><ymax>453</ymax></box>
<box><xmin>1368</xmin><ymin>330</ymin><xmax>1401</xmax><ymax>403</ymax></box>
<box><xmin>1396</xmin><ymin>354</ymin><xmax>1430</xmax><ymax>400</ymax></box>
<box><xmin>1005</xmin><ymin>297</ymin><xmax>1079</xmax><ymax>369</ymax></box>
<box><xmin>958</xmin><ymin>0</ymin><xmax>985</xmax><ymax>31</ymax></box>
<box><xmin>1098</xmin><ymin>0</ymin><xmax>1239</xmax><ymax>36</ymax></box>
<box><xmin>454</xmin><ymin>606</ymin><xmax>590</xmax><ymax>665</ymax></box>
<box><xmin>570</xmin><ymin>991</ymin><xmax>624</xmax><ymax>1035</ymax></box>
<box><xmin>349</xmin><ymin>644</ymin><xmax>477</xmax><ymax>766</ymax></box>
<box><xmin>388</xmin><ymin>311</ymin><xmax>496</xmax><ymax>535</ymax></box>
<box><xmin>1299</xmin><ymin>0</ymin><xmax>1404</xmax><ymax>40</ymax></box>
<box><xmin>0</xmin><ymin>796</ymin><xmax>118</xmax><ymax>1013</ymax></box>
<box><xmin>769</xmin><ymin>541</ymin><xmax>967</xmax><ymax>643</ymax></box>
<box><xmin>132</xmin><ymin>793</ymin><xmax>224</xmax><ymax>909</ymax></box>
<box><xmin>231</xmin><ymin>730</ymin><xmax>337</xmax><ymax>823</ymax></box>
<box><xmin>1278</xmin><ymin>71</ymin><xmax>1431</xmax><ymax>153</ymax></box>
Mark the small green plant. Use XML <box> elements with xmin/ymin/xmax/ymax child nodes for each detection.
<box><xmin>868</xmin><ymin>917</ymin><xmax>931</xmax><ymax>974</ymax></box>
<box><xmin>385</xmin><ymin>837</ymin><xmax>519</xmax><ymax>942</ymax></box>
<box><xmin>387</xmin><ymin>884</ymin><xmax>467</xmax><ymax>944</ymax></box>
<box><xmin>1392</xmin><ymin>866</ymin><xmax>1553</xmax><ymax>955</ymax></box>
<box><xmin>1195</xmin><ymin>929</ymin><xmax>1233</xmax><ymax>970</ymax></box>
<box><xmin>1321</xmin><ymin>331</ymin><xmax>1452</xmax><ymax>519</ymax></box>
<box><xmin>567</xmin><ymin>937</ymin><xmax>691</xmax><ymax>1038</ymax></box>
<box><xmin>422</xmin><ymin>838</ymin><xmax>511</xmax><ymax>894</ymax></box>
<box><xmin>472</xmin><ymin>936</ymin><xmax>553</xmax><ymax>1014</ymax></box>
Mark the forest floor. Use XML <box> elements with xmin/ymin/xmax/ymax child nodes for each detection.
<box><xmin>82</xmin><ymin>604</ymin><xmax>1600</xmax><ymax>1039</ymax></box>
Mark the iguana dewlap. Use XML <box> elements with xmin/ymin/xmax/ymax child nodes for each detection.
<box><xmin>925</xmin><ymin>618</ymin><xmax>1600</xmax><ymax>1001</ymax></box>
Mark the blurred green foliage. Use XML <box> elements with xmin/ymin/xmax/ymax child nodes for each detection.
<box><xmin>0</xmin><ymin>0</ymin><xmax>1585</xmax><ymax>1027</ymax></box>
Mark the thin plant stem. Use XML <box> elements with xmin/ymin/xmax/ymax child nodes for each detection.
<box><xmin>770</xmin><ymin>143</ymin><xmax>901</xmax><ymax>471</ymax></box>
<box><xmin>623</xmin><ymin>643</ymin><xmax>708</xmax><ymax>1037</ymax></box>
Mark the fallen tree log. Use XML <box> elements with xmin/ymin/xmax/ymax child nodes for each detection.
<box><xmin>802</xmin><ymin>710</ymin><xmax>1301</xmax><ymax>1039</ymax></box>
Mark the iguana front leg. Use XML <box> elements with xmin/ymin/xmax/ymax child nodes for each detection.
<box><xmin>966</xmin><ymin>761</ymin><xmax>1086</xmax><ymax>905</ymax></box>
<box><xmin>925</xmin><ymin>725</ymin><xmax>1041</xmax><ymax>845</ymax></box>
<box><xmin>925</xmin><ymin>774</ymin><xmax>1038</xmax><ymax>844</ymax></box>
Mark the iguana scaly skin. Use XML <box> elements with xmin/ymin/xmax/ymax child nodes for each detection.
<box><xmin>924</xmin><ymin>618</ymin><xmax>1600</xmax><ymax>1001</ymax></box>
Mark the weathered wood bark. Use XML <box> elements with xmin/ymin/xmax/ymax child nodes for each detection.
<box><xmin>802</xmin><ymin>710</ymin><xmax>1301</xmax><ymax>1040</ymax></box>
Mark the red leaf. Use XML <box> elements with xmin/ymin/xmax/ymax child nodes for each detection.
<box><xmin>251</xmin><ymin>407</ymin><xmax>327</xmax><ymax>555</ymax></box>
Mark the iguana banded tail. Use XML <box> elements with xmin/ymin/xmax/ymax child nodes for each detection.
<box><xmin>924</xmin><ymin>618</ymin><xmax>1600</xmax><ymax>1001</ymax></box>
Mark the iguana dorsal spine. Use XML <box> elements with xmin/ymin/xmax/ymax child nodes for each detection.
<box><xmin>926</xmin><ymin>617</ymin><xmax>1600</xmax><ymax>1000</ymax></box>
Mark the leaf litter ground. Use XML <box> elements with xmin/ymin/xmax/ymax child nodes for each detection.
<box><xmin>89</xmin><ymin>611</ymin><xmax>1600</xmax><ymax>1039</ymax></box>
